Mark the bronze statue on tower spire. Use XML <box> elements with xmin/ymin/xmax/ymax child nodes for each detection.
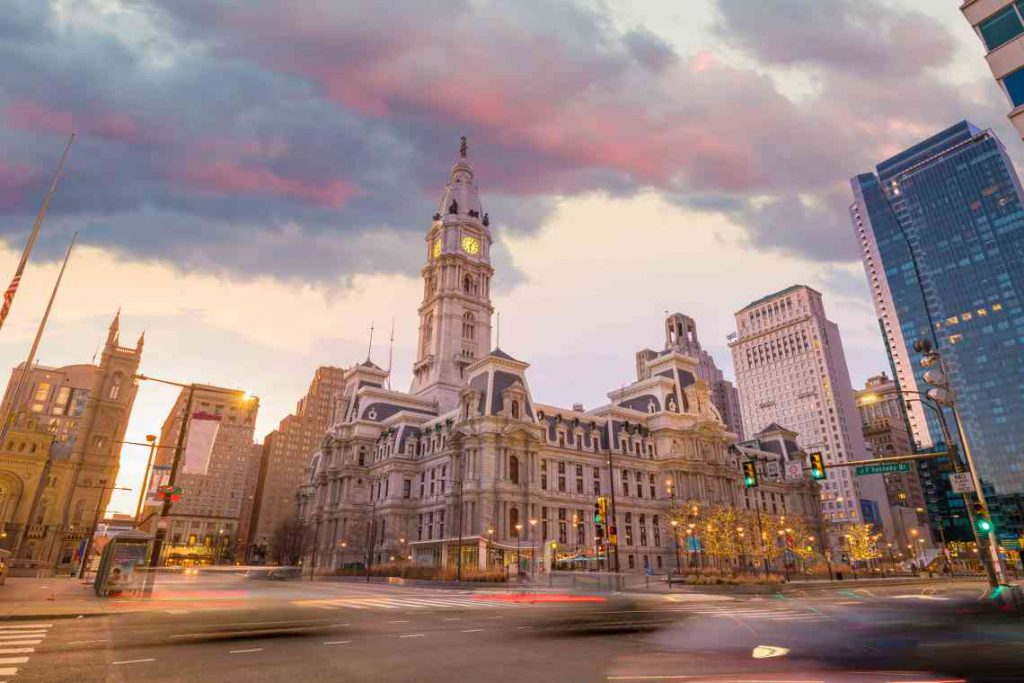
<box><xmin>459</xmin><ymin>136</ymin><xmax>467</xmax><ymax>159</ymax></box>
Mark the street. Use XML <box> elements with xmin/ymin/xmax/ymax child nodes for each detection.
<box><xmin>2</xmin><ymin>575</ymin><xmax>1021</xmax><ymax>683</ymax></box>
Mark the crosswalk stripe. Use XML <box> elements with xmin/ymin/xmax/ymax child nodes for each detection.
<box><xmin>0</xmin><ymin>668</ymin><xmax>18</xmax><ymax>676</ymax></box>
<box><xmin>0</xmin><ymin>633</ymin><xmax>46</xmax><ymax>639</ymax></box>
<box><xmin>0</xmin><ymin>642</ymin><xmax>41</xmax><ymax>647</ymax></box>
<box><xmin>0</xmin><ymin>658</ymin><xmax>28</xmax><ymax>665</ymax></box>
<box><xmin>0</xmin><ymin>624</ymin><xmax>51</xmax><ymax>629</ymax></box>
<box><xmin>0</xmin><ymin>649</ymin><xmax>33</xmax><ymax>655</ymax></box>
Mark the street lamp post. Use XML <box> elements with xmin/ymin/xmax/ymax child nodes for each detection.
<box><xmin>670</xmin><ymin>520</ymin><xmax>681</xmax><ymax>577</ymax></box>
<box><xmin>133</xmin><ymin>434</ymin><xmax>158</xmax><ymax>525</ymax></box>
<box><xmin>911</xmin><ymin>341</ymin><xmax>1004</xmax><ymax>586</ymax></box>
<box><xmin>528</xmin><ymin>519</ymin><xmax>538</xmax><ymax>579</ymax></box>
<box><xmin>515</xmin><ymin>523</ymin><xmax>523</xmax><ymax>579</ymax></box>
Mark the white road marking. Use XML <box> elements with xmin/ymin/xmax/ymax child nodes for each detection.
<box><xmin>0</xmin><ymin>624</ymin><xmax>51</xmax><ymax>629</ymax></box>
<box><xmin>323</xmin><ymin>640</ymin><xmax>352</xmax><ymax>645</ymax></box>
<box><xmin>229</xmin><ymin>648</ymin><xmax>263</xmax><ymax>654</ymax></box>
<box><xmin>0</xmin><ymin>633</ymin><xmax>46</xmax><ymax>639</ymax></box>
<box><xmin>399</xmin><ymin>633</ymin><xmax>424</xmax><ymax>638</ymax></box>
<box><xmin>113</xmin><ymin>658</ymin><xmax>156</xmax><ymax>665</ymax></box>
<box><xmin>387</xmin><ymin>620</ymin><xmax>410</xmax><ymax>624</ymax></box>
<box><xmin>65</xmin><ymin>640</ymin><xmax>107</xmax><ymax>646</ymax></box>
<box><xmin>442</xmin><ymin>618</ymin><xmax>461</xmax><ymax>621</ymax></box>
<box><xmin>461</xmin><ymin>629</ymin><xmax>484</xmax><ymax>633</ymax></box>
<box><xmin>0</xmin><ymin>642</ymin><xmax>41</xmax><ymax>647</ymax></box>
<box><xmin>0</xmin><ymin>658</ymin><xmax>28</xmax><ymax>665</ymax></box>
<box><xmin>0</xmin><ymin>667</ymin><xmax>19</xmax><ymax>676</ymax></box>
<box><xmin>0</xmin><ymin>649</ymin><xmax>33</xmax><ymax>655</ymax></box>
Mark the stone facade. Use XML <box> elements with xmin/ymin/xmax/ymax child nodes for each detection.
<box><xmin>0</xmin><ymin>312</ymin><xmax>142</xmax><ymax>573</ymax></box>
<box><xmin>636</xmin><ymin>313</ymin><xmax>744</xmax><ymax>439</ymax></box>
<box><xmin>296</xmin><ymin>142</ymin><xmax>821</xmax><ymax>574</ymax></box>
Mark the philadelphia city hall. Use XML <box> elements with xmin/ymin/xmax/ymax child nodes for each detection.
<box><xmin>297</xmin><ymin>140</ymin><xmax>821</xmax><ymax>574</ymax></box>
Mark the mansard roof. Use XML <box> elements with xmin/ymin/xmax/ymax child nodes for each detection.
<box><xmin>756</xmin><ymin>422</ymin><xmax>797</xmax><ymax>436</ymax></box>
<box><xmin>488</xmin><ymin>347</ymin><xmax>518</xmax><ymax>362</ymax></box>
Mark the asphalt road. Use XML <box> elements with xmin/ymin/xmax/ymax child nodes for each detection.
<box><xmin>5</xmin><ymin>577</ymin><xmax>1022</xmax><ymax>683</ymax></box>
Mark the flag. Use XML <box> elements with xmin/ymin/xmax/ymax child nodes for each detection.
<box><xmin>0</xmin><ymin>273</ymin><xmax>21</xmax><ymax>328</ymax></box>
<box><xmin>182</xmin><ymin>411</ymin><xmax>221</xmax><ymax>475</ymax></box>
<box><xmin>0</xmin><ymin>134</ymin><xmax>74</xmax><ymax>333</ymax></box>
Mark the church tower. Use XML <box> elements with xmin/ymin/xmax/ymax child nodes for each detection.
<box><xmin>410</xmin><ymin>138</ymin><xmax>494</xmax><ymax>412</ymax></box>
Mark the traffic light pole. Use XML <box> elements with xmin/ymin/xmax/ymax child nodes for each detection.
<box><xmin>949</xmin><ymin>402</ymin><xmax>1004</xmax><ymax>586</ymax></box>
<box><xmin>148</xmin><ymin>383</ymin><xmax>195</xmax><ymax>569</ymax></box>
<box><xmin>604</xmin><ymin>444</ymin><xmax>621</xmax><ymax>573</ymax></box>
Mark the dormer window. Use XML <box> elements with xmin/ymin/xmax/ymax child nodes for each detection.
<box><xmin>511</xmin><ymin>400</ymin><xmax>520</xmax><ymax>419</ymax></box>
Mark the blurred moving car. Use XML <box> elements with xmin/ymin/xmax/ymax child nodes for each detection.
<box><xmin>244</xmin><ymin>566</ymin><xmax>302</xmax><ymax>581</ymax></box>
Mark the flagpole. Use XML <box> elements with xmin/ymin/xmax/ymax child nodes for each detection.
<box><xmin>0</xmin><ymin>133</ymin><xmax>75</xmax><ymax>333</ymax></box>
<box><xmin>386</xmin><ymin>317</ymin><xmax>395</xmax><ymax>390</ymax></box>
<box><xmin>7</xmin><ymin>233</ymin><xmax>78</xmax><ymax>559</ymax></box>
<box><xmin>0</xmin><ymin>232</ymin><xmax>78</xmax><ymax>445</ymax></box>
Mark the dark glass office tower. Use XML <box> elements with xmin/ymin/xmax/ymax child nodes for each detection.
<box><xmin>851</xmin><ymin>121</ymin><xmax>1024</xmax><ymax>541</ymax></box>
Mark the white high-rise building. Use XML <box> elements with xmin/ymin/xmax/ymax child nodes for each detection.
<box><xmin>729</xmin><ymin>285</ymin><xmax>884</xmax><ymax>531</ymax></box>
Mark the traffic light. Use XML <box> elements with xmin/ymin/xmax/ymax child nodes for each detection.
<box><xmin>973</xmin><ymin>500</ymin><xmax>993</xmax><ymax>534</ymax></box>
<box><xmin>595</xmin><ymin>523</ymin><xmax>604</xmax><ymax>539</ymax></box>
<box><xmin>156</xmin><ymin>485</ymin><xmax>183</xmax><ymax>502</ymax></box>
<box><xmin>742</xmin><ymin>460</ymin><xmax>758</xmax><ymax>488</ymax></box>
<box><xmin>608</xmin><ymin>526</ymin><xmax>618</xmax><ymax>545</ymax></box>
<box><xmin>594</xmin><ymin>496</ymin><xmax>607</xmax><ymax>524</ymax></box>
<box><xmin>809</xmin><ymin>452</ymin><xmax>826</xmax><ymax>481</ymax></box>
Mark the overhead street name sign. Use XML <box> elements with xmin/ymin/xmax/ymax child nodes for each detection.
<box><xmin>854</xmin><ymin>462</ymin><xmax>912</xmax><ymax>476</ymax></box>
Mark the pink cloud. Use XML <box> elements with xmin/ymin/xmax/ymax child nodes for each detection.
<box><xmin>5</xmin><ymin>101</ymin><xmax>146</xmax><ymax>143</ymax></box>
<box><xmin>0</xmin><ymin>162</ymin><xmax>33</xmax><ymax>210</ymax></box>
<box><xmin>180</xmin><ymin>160</ymin><xmax>359</xmax><ymax>208</ymax></box>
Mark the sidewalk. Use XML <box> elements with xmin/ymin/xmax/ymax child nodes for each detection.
<box><xmin>0</xmin><ymin>576</ymin><xmax>255</xmax><ymax>620</ymax></box>
<box><xmin>0</xmin><ymin>576</ymin><xmax>112</xmax><ymax>619</ymax></box>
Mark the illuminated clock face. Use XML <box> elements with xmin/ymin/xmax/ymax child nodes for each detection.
<box><xmin>432</xmin><ymin>239</ymin><xmax>441</xmax><ymax>258</ymax></box>
<box><xmin>461</xmin><ymin>236</ymin><xmax>480</xmax><ymax>255</ymax></box>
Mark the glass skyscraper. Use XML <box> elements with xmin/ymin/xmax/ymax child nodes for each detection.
<box><xmin>850</xmin><ymin>121</ymin><xmax>1024</xmax><ymax>540</ymax></box>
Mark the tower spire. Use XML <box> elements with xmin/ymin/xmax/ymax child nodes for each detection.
<box><xmin>366</xmin><ymin>321</ymin><xmax>375</xmax><ymax>363</ymax></box>
<box><xmin>107</xmin><ymin>307</ymin><xmax>121</xmax><ymax>346</ymax></box>
<box><xmin>459</xmin><ymin>135</ymin><xmax>467</xmax><ymax>159</ymax></box>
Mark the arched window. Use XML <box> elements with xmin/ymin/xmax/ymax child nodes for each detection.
<box><xmin>509</xmin><ymin>455</ymin><xmax>520</xmax><ymax>484</ymax></box>
<box><xmin>511</xmin><ymin>400</ymin><xmax>520</xmax><ymax>419</ymax></box>
<box><xmin>510</xmin><ymin>507</ymin><xmax>520</xmax><ymax>536</ymax></box>
<box><xmin>108</xmin><ymin>372</ymin><xmax>124</xmax><ymax>400</ymax></box>
<box><xmin>462</xmin><ymin>312</ymin><xmax>475</xmax><ymax>340</ymax></box>
<box><xmin>464</xmin><ymin>275</ymin><xmax>473</xmax><ymax>294</ymax></box>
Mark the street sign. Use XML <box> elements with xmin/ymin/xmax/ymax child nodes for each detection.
<box><xmin>949</xmin><ymin>472</ymin><xmax>975</xmax><ymax>494</ymax></box>
<box><xmin>785</xmin><ymin>462</ymin><xmax>803</xmax><ymax>481</ymax></box>
<box><xmin>998</xmin><ymin>534</ymin><xmax>1021</xmax><ymax>550</ymax></box>
<box><xmin>854</xmin><ymin>462</ymin><xmax>911</xmax><ymax>476</ymax></box>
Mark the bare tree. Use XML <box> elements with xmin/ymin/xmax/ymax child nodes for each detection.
<box><xmin>272</xmin><ymin>518</ymin><xmax>310</xmax><ymax>566</ymax></box>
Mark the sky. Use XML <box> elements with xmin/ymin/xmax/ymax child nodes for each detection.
<box><xmin>0</xmin><ymin>0</ymin><xmax>1017</xmax><ymax>516</ymax></box>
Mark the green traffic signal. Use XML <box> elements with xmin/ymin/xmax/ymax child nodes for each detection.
<box><xmin>809</xmin><ymin>452</ymin><xmax>826</xmax><ymax>480</ymax></box>
<box><xmin>976</xmin><ymin>517</ymin><xmax>993</xmax><ymax>533</ymax></box>
<box><xmin>742</xmin><ymin>461</ymin><xmax>758</xmax><ymax>489</ymax></box>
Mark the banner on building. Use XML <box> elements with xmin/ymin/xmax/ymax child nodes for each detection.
<box><xmin>182</xmin><ymin>411</ymin><xmax>221</xmax><ymax>475</ymax></box>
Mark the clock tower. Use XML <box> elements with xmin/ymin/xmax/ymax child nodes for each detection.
<box><xmin>410</xmin><ymin>138</ymin><xmax>494</xmax><ymax>412</ymax></box>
